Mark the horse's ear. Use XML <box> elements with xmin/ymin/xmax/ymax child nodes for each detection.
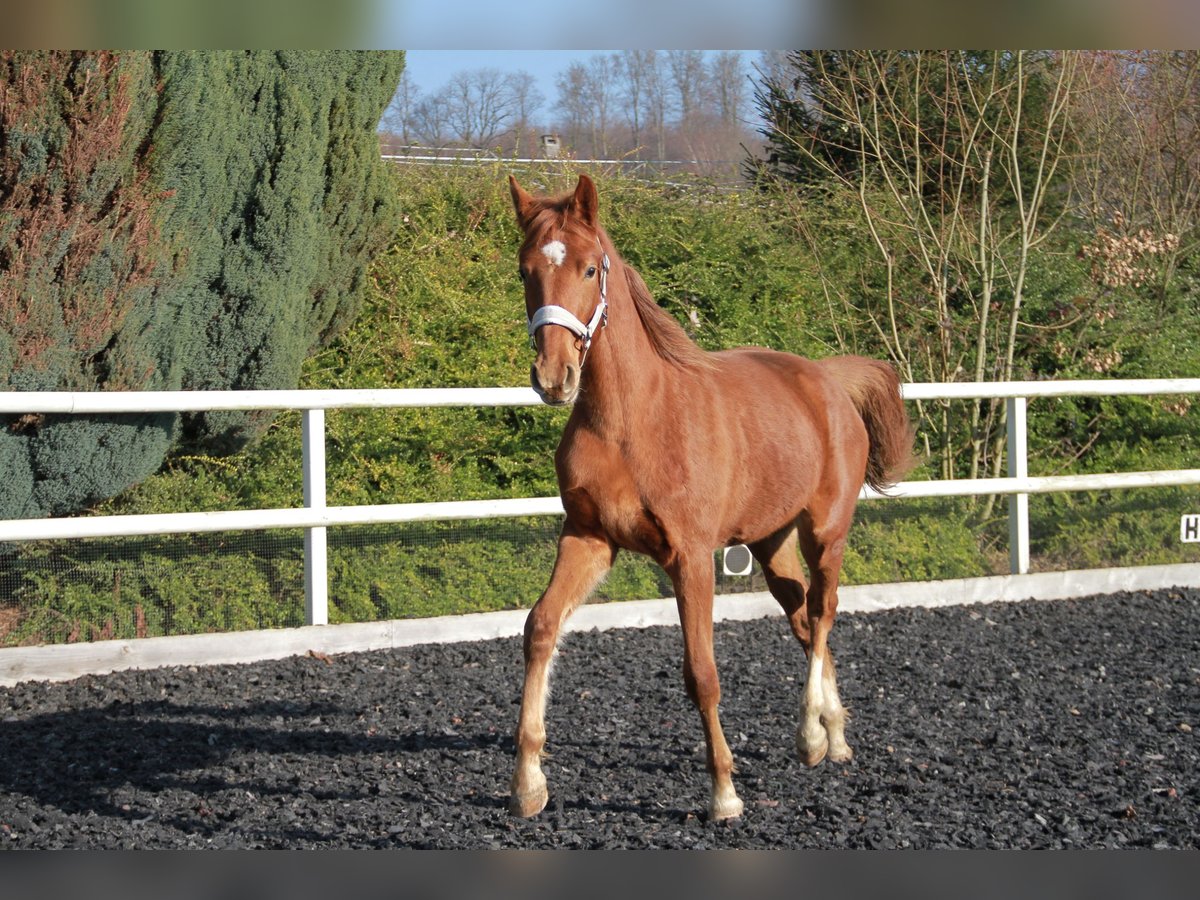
<box><xmin>571</xmin><ymin>174</ymin><xmax>599</xmax><ymax>227</ymax></box>
<box><xmin>509</xmin><ymin>174</ymin><xmax>535</xmax><ymax>227</ymax></box>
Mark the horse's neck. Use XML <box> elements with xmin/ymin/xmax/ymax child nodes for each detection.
<box><xmin>575</xmin><ymin>275</ymin><xmax>669</xmax><ymax>442</ymax></box>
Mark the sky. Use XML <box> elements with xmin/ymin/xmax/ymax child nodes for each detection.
<box><xmin>382</xmin><ymin>1</ymin><xmax>807</xmax><ymax>51</ymax></box>
<box><xmin>8</xmin><ymin>0</ymin><xmax>1200</xmax><ymax>53</ymax></box>
<box><xmin>375</xmin><ymin>0</ymin><xmax>1200</xmax><ymax>49</ymax></box>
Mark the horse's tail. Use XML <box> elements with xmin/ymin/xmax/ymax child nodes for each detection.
<box><xmin>819</xmin><ymin>355</ymin><xmax>916</xmax><ymax>493</ymax></box>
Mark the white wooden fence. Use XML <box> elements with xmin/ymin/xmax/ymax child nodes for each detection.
<box><xmin>1</xmin><ymin>378</ymin><xmax>1199</xmax><ymax>683</ymax></box>
<box><xmin>2</xmin><ymin>378</ymin><xmax>1200</xmax><ymax>623</ymax></box>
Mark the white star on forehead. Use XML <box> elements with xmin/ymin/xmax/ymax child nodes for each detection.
<box><xmin>540</xmin><ymin>240</ymin><xmax>567</xmax><ymax>266</ymax></box>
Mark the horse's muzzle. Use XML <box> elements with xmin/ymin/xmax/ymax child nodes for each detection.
<box><xmin>530</xmin><ymin>361</ymin><xmax>580</xmax><ymax>407</ymax></box>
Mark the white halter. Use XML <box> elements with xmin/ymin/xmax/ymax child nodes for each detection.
<box><xmin>527</xmin><ymin>243</ymin><xmax>610</xmax><ymax>352</ymax></box>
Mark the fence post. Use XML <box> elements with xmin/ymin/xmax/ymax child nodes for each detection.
<box><xmin>1007</xmin><ymin>396</ymin><xmax>1030</xmax><ymax>575</ymax></box>
<box><xmin>302</xmin><ymin>408</ymin><xmax>329</xmax><ymax>625</ymax></box>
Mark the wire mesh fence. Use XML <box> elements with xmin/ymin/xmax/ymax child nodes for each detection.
<box><xmin>5</xmin><ymin>487</ymin><xmax>1195</xmax><ymax>648</ymax></box>
<box><xmin>0</xmin><ymin>530</ymin><xmax>307</xmax><ymax>647</ymax></box>
<box><xmin>1028</xmin><ymin>484</ymin><xmax>1200</xmax><ymax>573</ymax></box>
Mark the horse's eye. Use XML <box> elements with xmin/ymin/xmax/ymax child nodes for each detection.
<box><xmin>518</xmin><ymin>268</ymin><xmax>527</xmax><ymax>282</ymax></box>
<box><xmin>585</xmin><ymin>266</ymin><xmax>597</xmax><ymax>279</ymax></box>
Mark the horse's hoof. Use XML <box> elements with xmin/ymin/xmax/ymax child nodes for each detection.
<box><xmin>509</xmin><ymin>789</ymin><xmax>548</xmax><ymax>818</ymax></box>
<box><xmin>796</xmin><ymin>729</ymin><xmax>829</xmax><ymax>767</ymax></box>
<box><xmin>827</xmin><ymin>743</ymin><xmax>854</xmax><ymax>764</ymax></box>
<box><xmin>508</xmin><ymin>772</ymin><xmax>549</xmax><ymax>818</ymax></box>
<box><xmin>709</xmin><ymin>794</ymin><xmax>745</xmax><ymax>822</ymax></box>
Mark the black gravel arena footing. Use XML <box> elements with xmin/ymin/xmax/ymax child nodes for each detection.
<box><xmin>1</xmin><ymin>587</ymin><xmax>1198</xmax><ymax>849</ymax></box>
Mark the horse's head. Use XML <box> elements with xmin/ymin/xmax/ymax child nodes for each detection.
<box><xmin>509</xmin><ymin>174</ymin><xmax>610</xmax><ymax>407</ymax></box>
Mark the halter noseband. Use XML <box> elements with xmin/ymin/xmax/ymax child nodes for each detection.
<box><xmin>527</xmin><ymin>241</ymin><xmax>610</xmax><ymax>353</ymax></box>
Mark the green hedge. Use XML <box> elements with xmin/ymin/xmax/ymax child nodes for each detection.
<box><xmin>2</xmin><ymin>163</ymin><xmax>1196</xmax><ymax>647</ymax></box>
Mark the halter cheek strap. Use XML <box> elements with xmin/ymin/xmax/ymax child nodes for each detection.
<box><xmin>527</xmin><ymin>245</ymin><xmax>610</xmax><ymax>352</ymax></box>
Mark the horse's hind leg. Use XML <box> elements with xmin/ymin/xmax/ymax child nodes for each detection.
<box><xmin>668</xmin><ymin>549</ymin><xmax>743</xmax><ymax>821</ymax></box>
<box><xmin>750</xmin><ymin>525</ymin><xmax>841</xmax><ymax>766</ymax></box>
<box><xmin>796</xmin><ymin>509</ymin><xmax>855</xmax><ymax>766</ymax></box>
<box><xmin>749</xmin><ymin>526</ymin><xmax>811</xmax><ymax>652</ymax></box>
<box><xmin>510</xmin><ymin>524</ymin><xmax>614</xmax><ymax>818</ymax></box>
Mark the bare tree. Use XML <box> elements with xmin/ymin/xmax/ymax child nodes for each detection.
<box><xmin>644</xmin><ymin>52</ymin><xmax>669</xmax><ymax>160</ymax></box>
<box><xmin>506</xmin><ymin>70</ymin><xmax>544</xmax><ymax>155</ymax></box>
<box><xmin>554</xmin><ymin>62</ymin><xmax>590</xmax><ymax>154</ymax></box>
<box><xmin>1070</xmin><ymin>51</ymin><xmax>1200</xmax><ymax>315</ymax></box>
<box><xmin>391</xmin><ymin>67</ymin><xmax>539</xmax><ymax>153</ymax></box>
<box><xmin>618</xmin><ymin>50</ymin><xmax>657</xmax><ymax>155</ymax></box>
<box><xmin>710</xmin><ymin>51</ymin><xmax>746</xmax><ymax>128</ymax></box>
<box><xmin>410</xmin><ymin>92</ymin><xmax>449</xmax><ymax>146</ymax></box>
<box><xmin>754</xmin><ymin>50</ymin><xmax>794</xmax><ymax>96</ymax></box>
<box><xmin>381</xmin><ymin>69</ymin><xmax>420</xmax><ymax>146</ymax></box>
<box><xmin>667</xmin><ymin>50</ymin><xmax>708</xmax><ymax>129</ymax></box>
<box><xmin>585</xmin><ymin>54</ymin><xmax>618</xmax><ymax>158</ymax></box>
<box><xmin>541</xmin><ymin>50</ymin><xmax>755</xmax><ymax>169</ymax></box>
<box><xmin>442</xmin><ymin>68</ymin><xmax>518</xmax><ymax>148</ymax></box>
<box><xmin>767</xmin><ymin>51</ymin><xmax>1083</xmax><ymax>484</ymax></box>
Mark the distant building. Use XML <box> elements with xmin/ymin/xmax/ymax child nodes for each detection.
<box><xmin>540</xmin><ymin>134</ymin><xmax>561</xmax><ymax>159</ymax></box>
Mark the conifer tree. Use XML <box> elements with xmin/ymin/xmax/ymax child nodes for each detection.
<box><xmin>0</xmin><ymin>50</ymin><xmax>404</xmax><ymax>518</ymax></box>
<box><xmin>1</xmin><ymin>51</ymin><xmax>170</xmax><ymax>518</ymax></box>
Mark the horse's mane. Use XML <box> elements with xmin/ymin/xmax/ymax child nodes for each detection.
<box><xmin>621</xmin><ymin>260</ymin><xmax>716</xmax><ymax>373</ymax></box>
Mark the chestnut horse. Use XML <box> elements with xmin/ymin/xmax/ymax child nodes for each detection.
<box><xmin>508</xmin><ymin>174</ymin><xmax>914</xmax><ymax>821</ymax></box>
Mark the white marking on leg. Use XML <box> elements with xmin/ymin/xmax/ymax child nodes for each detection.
<box><xmin>805</xmin><ymin>653</ymin><xmax>824</xmax><ymax>723</ymax></box>
<box><xmin>797</xmin><ymin>652</ymin><xmax>828</xmax><ymax>763</ymax></box>
<box><xmin>710</xmin><ymin>780</ymin><xmax>744</xmax><ymax>821</ymax></box>
<box><xmin>821</xmin><ymin>659</ymin><xmax>852</xmax><ymax>762</ymax></box>
<box><xmin>540</xmin><ymin>240</ymin><xmax>567</xmax><ymax>266</ymax></box>
<box><xmin>511</xmin><ymin>653</ymin><xmax>552</xmax><ymax>815</ymax></box>
<box><xmin>542</xmin><ymin>646</ymin><xmax>562</xmax><ymax>710</ymax></box>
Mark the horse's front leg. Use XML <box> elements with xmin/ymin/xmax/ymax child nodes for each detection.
<box><xmin>510</xmin><ymin>524</ymin><xmax>614</xmax><ymax>817</ymax></box>
<box><xmin>668</xmin><ymin>549</ymin><xmax>743</xmax><ymax>821</ymax></box>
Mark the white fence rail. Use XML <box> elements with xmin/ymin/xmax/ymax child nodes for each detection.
<box><xmin>2</xmin><ymin>379</ymin><xmax>1199</xmax><ymax>629</ymax></box>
